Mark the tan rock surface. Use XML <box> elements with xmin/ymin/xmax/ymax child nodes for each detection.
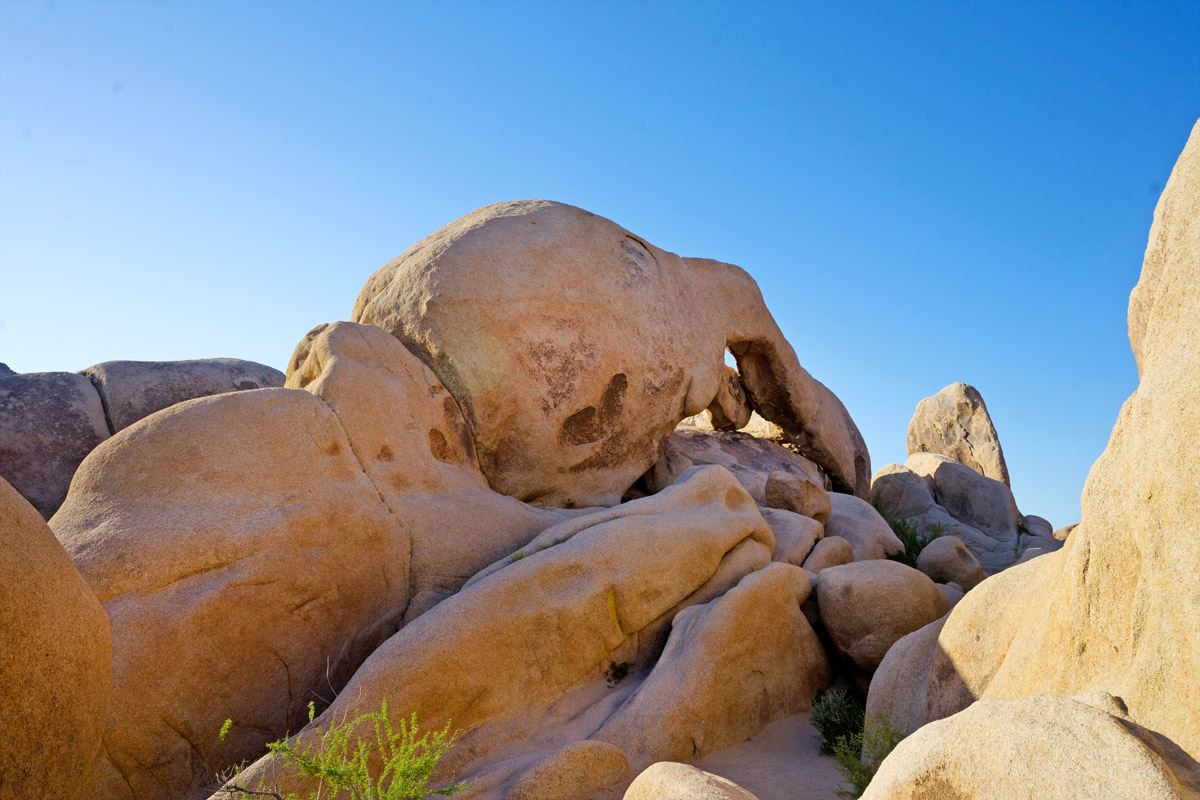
<box><xmin>864</xmin><ymin>553</ymin><xmax>1057</xmax><ymax>735</ymax></box>
<box><xmin>906</xmin><ymin>381</ymin><xmax>1010</xmax><ymax>486</ymax></box>
<box><xmin>0</xmin><ymin>477</ymin><xmax>111</xmax><ymax>800</ymax></box>
<box><xmin>822</xmin><ymin>493</ymin><xmax>903</xmax><ymax>561</ymax></box>
<box><xmin>352</xmin><ymin>200</ymin><xmax>870</xmax><ymax>506</ymax></box>
<box><xmin>862</xmin><ymin>693</ymin><xmax>1200</xmax><ymax>800</ymax></box>
<box><xmin>915</xmin><ymin>535</ymin><xmax>986</xmax><ymax>590</ymax></box>
<box><xmin>817</xmin><ymin>560</ymin><xmax>949</xmax><ymax>683</ymax></box>
<box><xmin>644</xmin><ymin>428</ymin><xmax>828</xmax><ymax>511</ymax></box>
<box><xmin>761</xmin><ymin>507</ymin><xmax>823</xmax><ymax>567</ymax></box>
<box><xmin>286</xmin><ymin>322</ymin><xmax>569</xmax><ymax>599</ymax></box>
<box><xmin>903</xmin><ymin>453</ymin><xmax>1022</xmax><ymax>572</ymax></box>
<box><xmin>764</xmin><ymin>471</ymin><xmax>831</xmax><ymax>524</ymax></box>
<box><xmin>591</xmin><ymin>563</ymin><xmax>830</xmax><ymax>770</ymax></box>
<box><xmin>52</xmin><ymin>322</ymin><xmax>581</xmax><ymax>800</ymax></box>
<box><xmin>800</xmin><ymin>535</ymin><xmax>854</xmax><ymax>573</ymax></box>
<box><xmin>506</xmin><ymin>741</ymin><xmax>630</xmax><ymax>800</ymax></box>
<box><xmin>83</xmin><ymin>357</ymin><xmax>285</xmax><ymax>432</ymax></box>
<box><xmin>223</xmin><ymin>467</ymin><xmax>775</xmax><ymax>796</ymax></box>
<box><xmin>863</xmin><ymin>120</ymin><xmax>1200</xmax><ymax>757</ymax></box>
<box><xmin>624</xmin><ymin>763</ymin><xmax>760</xmax><ymax>800</ymax></box>
<box><xmin>54</xmin><ymin>388</ymin><xmax>411</xmax><ymax>799</ymax></box>
<box><xmin>705</xmin><ymin>365</ymin><xmax>753</xmax><ymax>431</ymax></box>
<box><xmin>0</xmin><ymin>371</ymin><xmax>109</xmax><ymax>518</ymax></box>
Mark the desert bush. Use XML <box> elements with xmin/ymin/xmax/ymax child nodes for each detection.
<box><xmin>810</xmin><ymin>688</ymin><xmax>865</xmax><ymax>755</ymax></box>
<box><xmin>872</xmin><ymin>493</ymin><xmax>944</xmax><ymax>568</ymax></box>
<box><xmin>214</xmin><ymin>701</ymin><xmax>466</xmax><ymax>800</ymax></box>
<box><xmin>830</xmin><ymin>714</ymin><xmax>906</xmax><ymax>799</ymax></box>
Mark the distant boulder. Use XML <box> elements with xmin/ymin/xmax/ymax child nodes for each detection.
<box><xmin>82</xmin><ymin>357</ymin><xmax>284</xmax><ymax>432</ymax></box>
<box><xmin>907</xmin><ymin>381</ymin><xmax>1010</xmax><ymax>486</ymax></box>
<box><xmin>0</xmin><ymin>371</ymin><xmax>109</xmax><ymax>518</ymax></box>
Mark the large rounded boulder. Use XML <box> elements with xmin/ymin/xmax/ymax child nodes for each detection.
<box><xmin>816</xmin><ymin>559</ymin><xmax>950</xmax><ymax>684</ymax></box>
<box><xmin>0</xmin><ymin>477</ymin><xmax>111</xmax><ymax>800</ymax></box>
<box><xmin>352</xmin><ymin>200</ymin><xmax>869</xmax><ymax>507</ymax></box>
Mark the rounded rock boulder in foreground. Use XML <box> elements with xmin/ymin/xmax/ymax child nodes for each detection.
<box><xmin>624</xmin><ymin>762</ymin><xmax>760</xmax><ymax>800</ymax></box>
<box><xmin>862</xmin><ymin>693</ymin><xmax>1198</xmax><ymax>800</ymax></box>
<box><xmin>0</xmin><ymin>476</ymin><xmax>111</xmax><ymax>800</ymax></box>
<box><xmin>353</xmin><ymin>200</ymin><xmax>870</xmax><ymax>507</ymax></box>
<box><xmin>817</xmin><ymin>559</ymin><xmax>950</xmax><ymax>682</ymax></box>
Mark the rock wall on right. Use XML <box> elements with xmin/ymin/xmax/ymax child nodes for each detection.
<box><xmin>866</xmin><ymin>119</ymin><xmax>1200</xmax><ymax>769</ymax></box>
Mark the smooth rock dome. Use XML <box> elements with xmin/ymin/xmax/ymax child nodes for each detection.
<box><xmin>353</xmin><ymin>200</ymin><xmax>870</xmax><ymax>507</ymax></box>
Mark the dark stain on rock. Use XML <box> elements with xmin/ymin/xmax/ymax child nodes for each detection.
<box><xmin>428</xmin><ymin>429</ymin><xmax>455</xmax><ymax>463</ymax></box>
<box><xmin>521</xmin><ymin>327</ymin><xmax>597</xmax><ymax>416</ymax></box>
<box><xmin>560</xmin><ymin>373</ymin><xmax>627</xmax><ymax>446</ymax></box>
<box><xmin>442</xmin><ymin>396</ymin><xmax>476</xmax><ymax>464</ymax></box>
<box><xmin>325</xmin><ymin>442</ymin><xmax>341</xmax><ymax>456</ymax></box>
<box><xmin>377</xmin><ymin>444</ymin><xmax>394</xmax><ymax>462</ymax></box>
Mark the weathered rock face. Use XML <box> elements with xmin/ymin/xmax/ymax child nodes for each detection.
<box><xmin>816</xmin><ymin>560</ymin><xmax>949</xmax><ymax>686</ymax></box>
<box><xmin>865</xmin><ymin>119</ymin><xmax>1200</xmax><ymax>759</ymax></box>
<box><xmin>645</xmin><ymin>427</ymin><xmax>829</xmax><ymax>514</ymax></box>
<box><xmin>0</xmin><ymin>478</ymin><xmax>111</xmax><ymax>800</ymax></box>
<box><xmin>801</xmin><ymin>535</ymin><xmax>854</xmax><ymax>573</ymax></box>
<box><xmin>83</xmin><ymin>357</ymin><xmax>285</xmax><ymax>432</ymax></box>
<box><xmin>352</xmin><ymin>200</ymin><xmax>870</xmax><ymax>507</ymax></box>
<box><xmin>915</xmin><ymin>535</ymin><xmax>985</xmax><ymax>591</ymax></box>
<box><xmin>865</xmin><ymin>554</ymin><xmax>1054</xmax><ymax>736</ymax></box>
<box><xmin>906</xmin><ymin>382</ymin><xmax>1010</xmax><ymax>486</ymax></box>
<box><xmin>506</xmin><ymin>741</ymin><xmax>630</xmax><ymax>800</ymax></box>
<box><xmin>624</xmin><ymin>763</ymin><xmax>761</xmax><ymax>800</ymax></box>
<box><xmin>862</xmin><ymin>693</ymin><xmax>1200</xmax><ymax>800</ymax></box>
<box><xmin>0</xmin><ymin>371</ymin><xmax>109</xmax><ymax>518</ymax></box>
<box><xmin>823</xmin><ymin>493</ymin><xmax>903</xmax><ymax>561</ymax></box>
<box><xmin>872</xmin><ymin>458</ymin><xmax>1057</xmax><ymax>574</ymax></box>
<box><xmin>221</xmin><ymin>467</ymin><xmax>780</xmax><ymax>797</ymax></box>
<box><xmin>55</xmin><ymin>388</ymin><xmax>410</xmax><ymax>799</ymax></box>
<box><xmin>51</xmin><ymin>323</ymin><xmax>572</xmax><ymax>800</ymax></box>
<box><xmin>285</xmin><ymin>322</ymin><xmax>565</xmax><ymax>603</ymax></box>
<box><xmin>591</xmin><ymin>563</ymin><xmax>830</xmax><ymax>771</ymax></box>
<box><xmin>761</xmin><ymin>507</ymin><xmax>823</xmax><ymax>567</ymax></box>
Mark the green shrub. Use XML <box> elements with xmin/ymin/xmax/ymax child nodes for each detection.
<box><xmin>830</xmin><ymin>714</ymin><xmax>906</xmax><ymax>799</ymax></box>
<box><xmin>810</xmin><ymin>688</ymin><xmax>865</xmax><ymax>755</ymax></box>
<box><xmin>215</xmin><ymin>701</ymin><xmax>466</xmax><ymax>800</ymax></box>
<box><xmin>603</xmin><ymin>661</ymin><xmax>631</xmax><ymax>687</ymax></box>
<box><xmin>872</xmin><ymin>493</ymin><xmax>944</xmax><ymax>568</ymax></box>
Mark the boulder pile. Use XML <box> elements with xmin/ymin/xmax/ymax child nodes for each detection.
<box><xmin>3</xmin><ymin>118</ymin><xmax>1198</xmax><ymax>800</ymax></box>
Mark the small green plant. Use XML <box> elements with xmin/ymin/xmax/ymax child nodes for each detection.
<box><xmin>830</xmin><ymin>715</ymin><xmax>906</xmax><ymax>799</ymax></box>
<box><xmin>872</xmin><ymin>492</ymin><xmax>944</xmax><ymax>568</ymax></box>
<box><xmin>810</xmin><ymin>688</ymin><xmax>865</xmax><ymax>755</ymax></box>
<box><xmin>603</xmin><ymin>661</ymin><xmax>631</xmax><ymax>687</ymax></box>
<box><xmin>215</xmin><ymin>700</ymin><xmax>466</xmax><ymax>800</ymax></box>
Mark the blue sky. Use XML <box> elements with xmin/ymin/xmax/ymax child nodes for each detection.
<box><xmin>1</xmin><ymin>0</ymin><xmax>1197</xmax><ymax>528</ymax></box>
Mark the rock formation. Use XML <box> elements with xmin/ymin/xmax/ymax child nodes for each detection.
<box><xmin>0</xmin><ymin>477</ymin><xmax>111</xmax><ymax>800</ymax></box>
<box><xmin>0</xmin><ymin>371</ymin><xmax>109</xmax><ymax>518</ymax></box>
<box><xmin>907</xmin><ymin>381</ymin><xmax>1010</xmax><ymax>486</ymax></box>
<box><xmin>5</xmin><ymin>127</ymin><xmax>1195</xmax><ymax>800</ymax></box>
<box><xmin>219</xmin><ymin>468</ymin><xmax>828</xmax><ymax>797</ymax></box>
<box><xmin>0</xmin><ymin>358</ymin><xmax>282</xmax><ymax>518</ymax></box>
<box><xmin>866</xmin><ymin>119</ymin><xmax>1200</xmax><ymax>786</ymax></box>
<box><xmin>51</xmin><ymin>323</ymin><xmax>569</xmax><ymax>800</ymax></box>
<box><xmin>816</xmin><ymin>560</ymin><xmax>950</xmax><ymax>688</ymax></box>
<box><xmin>624</xmin><ymin>763</ymin><xmax>761</xmax><ymax>800</ymax></box>
<box><xmin>82</xmin><ymin>357</ymin><xmax>284</xmax><ymax>432</ymax></box>
<box><xmin>862</xmin><ymin>693</ymin><xmax>1200</xmax><ymax>799</ymax></box>
<box><xmin>352</xmin><ymin>200</ymin><xmax>870</xmax><ymax>506</ymax></box>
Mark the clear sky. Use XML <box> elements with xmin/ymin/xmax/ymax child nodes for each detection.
<box><xmin>1</xmin><ymin>0</ymin><xmax>1197</xmax><ymax>528</ymax></box>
